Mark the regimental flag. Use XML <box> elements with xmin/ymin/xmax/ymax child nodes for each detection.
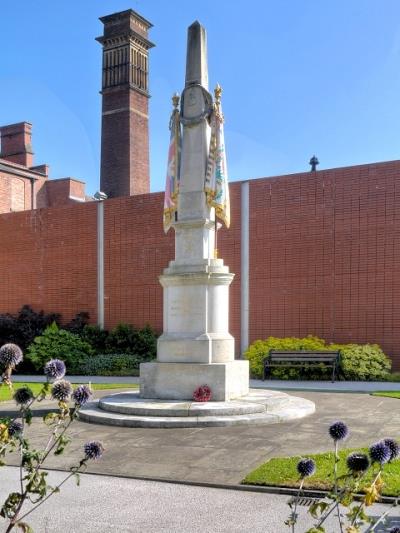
<box><xmin>204</xmin><ymin>85</ymin><xmax>230</xmax><ymax>228</ymax></box>
<box><xmin>163</xmin><ymin>95</ymin><xmax>181</xmax><ymax>233</ymax></box>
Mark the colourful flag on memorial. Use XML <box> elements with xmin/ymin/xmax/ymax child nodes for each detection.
<box><xmin>163</xmin><ymin>95</ymin><xmax>181</xmax><ymax>233</ymax></box>
<box><xmin>204</xmin><ymin>84</ymin><xmax>230</xmax><ymax>229</ymax></box>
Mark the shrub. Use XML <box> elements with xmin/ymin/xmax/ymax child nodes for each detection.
<box><xmin>25</xmin><ymin>322</ymin><xmax>94</xmax><ymax>371</ymax></box>
<box><xmin>80</xmin><ymin>324</ymin><xmax>109</xmax><ymax>352</ymax></box>
<box><xmin>104</xmin><ymin>323</ymin><xmax>157</xmax><ymax>360</ymax></box>
<box><xmin>64</xmin><ymin>311</ymin><xmax>90</xmax><ymax>335</ymax></box>
<box><xmin>330</xmin><ymin>342</ymin><xmax>391</xmax><ymax>381</ymax></box>
<box><xmin>72</xmin><ymin>353</ymin><xmax>141</xmax><ymax>376</ymax></box>
<box><xmin>245</xmin><ymin>336</ymin><xmax>392</xmax><ymax>381</ymax></box>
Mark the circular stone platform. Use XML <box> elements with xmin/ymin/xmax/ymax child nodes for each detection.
<box><xmin>78</xmin><ymin>389</ymin><xmax>315</xmax><ymax>428</ymax></box>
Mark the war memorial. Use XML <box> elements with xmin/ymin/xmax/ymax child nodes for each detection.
<box><xmin>79</xmin><ymin>21</ymin><xmax>315</xmax><ymax>428</ymax></box>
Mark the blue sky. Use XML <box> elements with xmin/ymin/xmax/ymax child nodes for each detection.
<box><xmin>1</xmin><ymin>1</ymin><xmax>400</xmax><ymax>195</ymax></box>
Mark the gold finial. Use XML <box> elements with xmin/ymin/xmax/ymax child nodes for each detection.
<box><xmin>214</xmin><ymin>83</ymin><xmax>222</xmax><ymax>103</ymax></box>
<box><xmin>172</xmin><ymin>92</ymin><xmax>180</xmax><ymax>109</ymax></box>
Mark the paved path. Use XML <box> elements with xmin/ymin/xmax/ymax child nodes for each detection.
<box><xmin>0</xmin><ymin>467</ymin><xmax>396</xmax><ymax>532</ymax></box>
<box><xmin>4</xmin><ymin>392</ymin><xmax>400</xmax><ymax>485</ymax></box>
<box><xmin>12</xmin><ymin>375</ymin><xmax>400</xmax><ymax>392</ymax></box>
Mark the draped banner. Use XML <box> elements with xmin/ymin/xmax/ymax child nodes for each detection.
<box><xmin>163</xmin><ymin>95</ymin><xmax>181</xmax><ymax>233</ymax></box>
<box><xmin>204</xmin><ymin>85</ymin><xmax>230</xmax><ymax>228</ymax></box>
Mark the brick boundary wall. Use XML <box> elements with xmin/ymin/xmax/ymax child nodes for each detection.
<box><xmin>0</xmin><ymin>160</ymin><xmax>399</xmax><ymax>366</ymax></box>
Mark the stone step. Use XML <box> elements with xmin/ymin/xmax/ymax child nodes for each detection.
<box><xmin>98</xmin><ymin>392</ymin><xmax>266</xmax><ymax>417</ymax></box>
<box><xmin>78</xmin><ymin>390</ymin><xmax>315</xmax><ymax>428</ymax></box>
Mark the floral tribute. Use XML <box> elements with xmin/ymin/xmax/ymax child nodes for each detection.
<box><xmin>193</xmin><ymin>385</ymin><xmax>212</xmax><ymax>402</ymax></box>
<box><xmin>0</xmin><ymin>344</ymin><xmax>103</xmax><ymax>532</ymax></box>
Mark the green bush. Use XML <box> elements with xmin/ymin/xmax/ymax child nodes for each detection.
<box><xmin>72</xmin><ymin>353</ymin><xmax>141</xmax><ymax>376</ymax></box>
<box><xmin>330</xmin><ymin>342</ymin><xmax>391</xmax><ymax>381</ymax></box>
<box><xmin>244</xmin><ymin>336</ymin><xmax>391</xmax><ymax>381</ymax></box>
<box><xmin>104</xmin><ymin>323</ymin><xmax>157</xmax><ymax>361</ymax></box>
<box><xmin>80</xmin><ymin>324</ymin><xmax>109</xmax><ymax>352</ymax></box>
<box><xmin>26</xmin><ymin>322</ymin><xmax>95</xmax><ymax>372</ymax></box>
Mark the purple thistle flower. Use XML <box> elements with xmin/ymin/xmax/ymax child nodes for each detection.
<box><xmin>8</xmin><ymin>419</ymin><xmax>23</xmax><ymax>437</ymax></box>
<box><xmin>369</xmin><ymin>441</ymin><xmax>391</xmax><ymax>465</ymax></box>
<box><xmin>383</xmin><ymin>438</ymin><xmax>400</xmax><ymax>462</ymax></box>
<box><xmin>329</xmin><ymin>421</ymin><xmax>349</xmax><ymax>442</ymax></box>
<box><xmin>72</xmin><ymin>385</ymin><xmax>92</xmax><ymax>406</ymax></box>
<box><xmin>51</xmin><ymin>379</ymin><xmax>72</xmax><ymax>402</ymax></box>
<box><xmin>44</xmin><ymin>359</ymin><xmax>66</xmax><ymax>380</ymax></box>
<box><xmin>0</xmin><ymin>343</ymin><xmax>23</xmax><ymax>369</ymax></box>
<box><xmin>297</xmin><ymin>458</ymin><xmax>316</xmax><ymax>478</ymax></box>
<box><xmin>346</xmin><ymin>452</ymin><xmax>370</xmax><ymax>473</ymax></box>
<box><xmin>389</xmin><ymin>528</ymin><xmax>400</xmax><ymax>533</ymax></box>
<box><xmin>14</xmin><ymin>386</ymin><xmax>33</xmax><ymax>405</ymax></box>
<box><xmin>84</xmin><ymin>441</ymin><xmax>104</xmax><ymax>460</ymax></box>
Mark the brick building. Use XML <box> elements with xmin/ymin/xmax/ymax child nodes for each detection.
<box><xmin>0</xmin><ymin>9</ymin><xmax>399</xmax><ymax>366</ymax></box>
<box><xmin>0</xmin><ymin>122</ymin><xmax>88</xmax><ymax>213</ymax></box>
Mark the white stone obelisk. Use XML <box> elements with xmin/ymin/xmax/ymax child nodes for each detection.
<box><xmin>140</xmin><ymin>21</ymin><xmax>249</xmax><ymax>401</ymax></box>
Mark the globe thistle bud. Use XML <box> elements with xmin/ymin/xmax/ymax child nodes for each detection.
<box><xmin>297</xmin><ymin>458</ymin><xmax>316</xmax><ymax>478</ymax></box>
<box><xmin>8</xmin><ymin>419</ymin><xmax>23</xmax><ymax>437</ymax></box>
<box><xmin>14</xmin><ymin>386</ymin><xmax>33</xmax><ymax>405</ymax></box>
<box><xmin>51</xmin><ymin>379</ymin><xmax>72</xmax><ymax>402</ymax></box>
<box><xmin>346</xmin><ymin>452</ymin><xmax>370</xmax><ymax>473</ymax></box>
<box><xmin>0</xmin><ymin>343</ymin><xmax>23</xmax><ymax>369</ymax></box>
<box><xmin>369</xmin><ymin>441</ymin><xmax>391</xmax><ymax>465</ymax></box>
<box><xmin>44</xmin><ymin>359</ymin><xmax>66</xmax><ymax>380</ymax></box>
<box><xmin>72</xmin><ymin>385</ymin><xmax>92</xmax><ymax>406</ymax></box>
<box><xmin>383</xmin><ymin>438</ymin><xmax>400</xmax><ymax>462</ymax></box>
<box><xmin>84</xmin><ymin>441</ymin><xmax>104</xmax><ymax>460</ymax></box>
<box><xmin>329</xmin><ymin>421</ymin><xmax>349</xmax><ymax>442</ymax></box>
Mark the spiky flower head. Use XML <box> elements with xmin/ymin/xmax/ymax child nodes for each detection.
<box><xmin>13</xmin><ymin>386</ymin><xmax>33</xmax><ymax>405</ymax></box>
<box><xmin>51</xmin><ymin>379</ymin><xmax>72</xmax><ymax>402</ymax></box>
<box><xmin>84</xmin><ymin>441</ymin><xmax>104</xmax><ymax>460</ymax></box>
<box><xmin>383</xmin><ymin>438</ymin><xmax>400</xmax><ymax>462</ymax></box>
<box><xmin>8</xmin><ymin>419</ymin><xmax>23</xmax><ymax>437</ymax></box>
<box><xmin>72</xmin><ymin>385</ymin><xmax>92</xmax><ymax>406</ymax></box>
<box><xmin>346</xmin><ymin>452</ymin><xmax>370</xmax><ymax>473</ymax></box>
<box><xmin>369</xmin><ymin>441</ymin><xmax>391</xmax><ymax>465</ymax></box>
<box><xmin>44</xmin><ymin>359</ymin><xmax>66</xmax><ymax>380</ymax></box>
<box><xmin>297</xmin><ymin>458</ymin><xmax>316</xmax><ymax>478</ymax></box>
<box><xmin>0</xmin><ymin>343</ymin><xmax>23</xmax><ymax>369</ymax></box>
<box><xmin>329</xmin><ymin>421</ymin><xmax>349</xmax><ymax>442</ymax></box>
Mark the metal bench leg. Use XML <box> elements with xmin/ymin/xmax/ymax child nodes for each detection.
<box><xmin>331</xmin><ymin>363</ymin><xmax>336</xmax><ymax>383</ymax></box>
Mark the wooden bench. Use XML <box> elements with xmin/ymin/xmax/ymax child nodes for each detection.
<box><xmin>263</xmin><ymin>350</ymin><xmax>341</xmax><ymax>382</ymax></box>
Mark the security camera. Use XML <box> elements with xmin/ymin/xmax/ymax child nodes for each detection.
<box><xmin>94</xmin><ymin>191</ymin><xmax>108</xmax><ymax>201</ymax></box>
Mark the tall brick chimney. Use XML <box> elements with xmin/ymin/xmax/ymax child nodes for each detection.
<box><xmin>97</xmin><ymin>9</ymin><xmax>154</xmax><ymax>198</ymax></box>
<box><xmin>0</xmin><ymin>122</ymin><xmax>34</xmax><ymax>167</ymax></box>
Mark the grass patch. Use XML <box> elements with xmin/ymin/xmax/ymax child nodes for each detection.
<box><xmin>242</xmin><ymin>449</ymin><xmax>400</xmax><ymax>497</ymax></box>
<box><xmin>372</xmin><ymin>391</ymin><xmax>400</xmax><ymax>399</ymax></box>
<box><xmin>0</xmin><ymin>382</ymin><xmax>138</xmax><ymax>402</ymax></box>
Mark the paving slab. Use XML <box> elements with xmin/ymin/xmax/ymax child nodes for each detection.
<box><xmin>3</xmin><ymin>391</ymin><xmax>400</xmax><ymax>486</ymax></box>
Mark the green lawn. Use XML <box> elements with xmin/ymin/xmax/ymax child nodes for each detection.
<box><xmin>372</xmin><ymin>391</ymin><xmax>400</xmax><ymax>399</ymax></box>
<box><xmin>242</xmin><ymin>448</ymin><xmax>400</xmax><ymax>497</ymax></box>
<box><xmin>0</xmin><ymin>382</ymin><xmax>138</xmax><ymax>402</ymax></box>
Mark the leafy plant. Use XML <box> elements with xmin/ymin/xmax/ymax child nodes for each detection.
<box><xmin>80</xmin><ymin>324</ymin><xmax>109</xmax><ymax>353</ymax></box>
<box><xmin>72</xmin><ymin>353</ymin><xmax>141</xmax><ymax>376</ymax></box>
<box><xmin>25</xmin><ymin>323</ymin><xmax>94</xmax><ymax>372</ymax></box>
<box><xmin>0</xmin><ymin>343</ymin><xmax>103</xmax><ymax>532</ymax></box>
<box><xmin>330</xmin><ymin>343</ymin><xmax>391</xmax><ymax>381</ymax></box>
<box><xmin>64</xmin><ymin>312</ymin><xmax>90</xmax><ymax>335</ymax></box>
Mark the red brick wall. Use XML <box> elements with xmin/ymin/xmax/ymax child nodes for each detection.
<box><xmin>0</xmin><ymin>203</ymin><xmax>97</xmax><ymax>322</ymax></box>
<box><xmin>249</xmin><ymin>160</ymin><xmax>400</xmax><ymax>366</ymax></box>
<box><xmin>0</xmin><ymin>160</ymin><xmax>399</xmax><ymax>366</ymax></box>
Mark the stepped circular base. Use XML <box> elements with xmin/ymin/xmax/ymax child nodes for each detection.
<box><xmin>79</xmin><ymin>389</ymin><xmax>315</xmax><ymax>428</ymax></box>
